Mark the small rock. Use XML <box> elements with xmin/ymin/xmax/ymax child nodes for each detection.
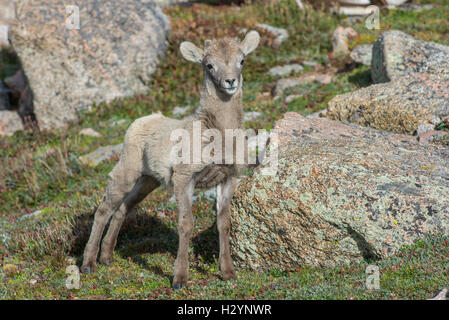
<box><xmin>350</xmin><ymin>44</ymin><xmax>373</xmax><ymax>65</ymax></box>
<box><xmin>272</xmin><ymin>78</ymin><xmax>302</xmax><ymax>97</ymax></box>
<box><xmin>172</xmin><ymin>105</ymin><xmax>190</xmax><ymax>117</ymax></box>
<box><xmin>244</xmin><ymin>111</ymin><xmax>261</xmax><ymax>122</ymax></box>
<box><xmin>338</xmin><ymin>0</ymin><xmax>371</xmax><ymax>4</ymax></box>
<box><xmin>385</xmin><ymin>0</ymin><xmax>408</xmax><ymax>5</ymax></box>
<box><xmin>0</xmin><ymin>110</ymin><xmax>24</xmax><ymax>136</ymax></box>
<box><xmin>256</xmin><ymin>23</ymin><xmax>288</xmax><ymax>47</ymax></box>
<box><xmin>396</xmin><ymin>3</ymin><xmax>433</xmax><ymax>12</ymax></box>
<box><xmin>79</xmin><ymin>144</ymin><xmax>123</xmax><ymax>167</ymax></box>
<box><xmin>19</xmin><ymin>210</ymin><xmax>43</xmax><ymax>221</ymax></box>
<box><xmin>313</xmin><ymin>73</ymin><xmax>333</xmax><ymax>84</ymax></box>
<box><xmin>79</xmin><ymin>128</ymin><xmax>102</xmax><ymax>137</ymax></box>
<box><xmin>306</xmin><ymin>109</ymin><xmax>327</xmax><ymax>119</ymax></box>
<box><xmin>29</xmin><ymin>279</ymin><xmax>37</xmax><ymax>285</ymax></box>
<box><xmin>302</xmin><ymin>61</ymin><xmax>318</xmax><ymax>68</ymax></box>
<box><xmin>111</xmin><ymin>119</ymin><xmax>129</xmax><ymax>126</ymax></box>
<box><xmin>332</xmin><ymin>26</ymin><xmax>358</xmax><ymax>58</ymax></box>
<box><xmin>338</xmin><ymin>6</ymin><xmax>372</xmax><ymax>16</ymax></box>
<box><xmin>285</xmin><ymin>94</ymin><xmax>302</xmax><ymax>104</ymax></box>
<box><xmin>428</xmin><ymin>288</ymin><xmax>449</xmax><ymax>300</ymax></box>
<box><xmin>416</xmin><ymin>123</ymin><xmax>435</xmax><ymax>136</ymax></box>
<box><xmin>418</xmin><ymin>130</ymin><xmax>448</xmax><ymax>144</ymax></box>
<box><xmin>268</xmin><ymin>64</ymin><xmax>303</xmax><ymax>77</ymax></box>
<box><xmin>272</xmin><ymin>73</ymin><xmax>333</xmax><ymax>97</ymax></box>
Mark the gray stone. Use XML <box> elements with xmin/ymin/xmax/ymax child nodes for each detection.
<box><xmin>285</xmin><ymin>94</ymin><xmax>302</xmax><ymax>104</ymax></box>
<box><xmin>230</xmin><ymin>112</ymin><xmax>449</xmax><ymax>270</ymax></box>
<box><xmin>302</xmin><ymin>61</ymin><xmax>318</xmax><ymax>68</ymax></box>
<box><xmin>272</xmin><ymin>78</ymin><xmax>302</xmax><ymax>97</ymax></box>
<box><xmin>306</xmin><ymin>109</ymin><xmax>327</xmax><ymax>119</ymax></box>
<box><xmin>79</xmin><ymin>128</ymin><xmax>102</xmax><ymax>137</ymax></box>
<box><xmin>268</xmin><ymin>64</ymin><xmax>303</xmax><ymax>76</ymax></box>
<box><xmin>244</xmin><ymin>111</ymin><xmax>261</xmax><ymax>122</ymax></box>
<box><xmin>327</xmin><ymin>73</ymin><xmax>449</xmax><ymax>135</ymax></box>
<box><xmin>350</xmin><ymin>44</ymin><xmax>373</xmax><ymax>66</ymax></box>
<box><xmin>9</xmin><ymin>0</ymin><xmax>170</xmax><ymax>130</ymax></box>
<box><xmin>256</xmin><ymin>23</ymin><xmax>288</xmax><ymax>47</ymax></box>
<box><xmin>79</xmin><ymin>144</ymin><xmax>123</xmax><ymax>167</ymax></box>
<box><xmin>0</xmin><ymin>110</ymin><xmax>23</xmax><ymax>136</ymax></box>
<box><xmin>397</xmin><ymin>3</ymin><xmax>433</xmax><ymax>11</ymax></box>
<box><xmin>272</xmin><ymin>73</ymin><xmax>333</xmax><ymax>97</ymax></box>
<box><xmin>371</xmin><ymin>30</ymin><xmax>449</xmax><ymax>83</ymax></box>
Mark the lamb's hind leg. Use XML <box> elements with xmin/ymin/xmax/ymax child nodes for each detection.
<box><xmin>81</xmin><ymin>163</ymin><xmax>141</xmax><ymax>273</ymax></box>
<box><xmin>99</xmin><ymin>175</ymin><xmax>160</xmax><ymax>265</ymax></box>
<box><xmin>216</xmin><ymin>176</ymin><xmax>237</xmax><ymax>280</ymax></box>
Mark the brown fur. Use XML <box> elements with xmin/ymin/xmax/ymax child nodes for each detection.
<box><xmin>81</xmin><ymin>31</ymin><xmax>260</xmax><ymax>288</ymax></box>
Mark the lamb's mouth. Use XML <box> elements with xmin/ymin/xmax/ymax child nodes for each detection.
<box><xmin>222</xmin><ymin>86</ymin><xmax>238</xmax><ymax>95</ymax></box>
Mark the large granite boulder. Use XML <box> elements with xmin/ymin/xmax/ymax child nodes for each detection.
<box><xmin>230</xmin><ymin>112</ymin><xmax>449</xmax><ymax>270</ymax></box>
<box><xmin>9</xmin><ymin>0</ymin><xmax>169</xmax><ymax>130</ymax></box>
<box><xmin>371</xmin><ymin>30</ymin><xmax>449</xmax><ymax>83</ymax></box>
<box><xmin>327</xmin><ymin>72</ymin><xmax>449</xmax><ymax>135</ymax></box>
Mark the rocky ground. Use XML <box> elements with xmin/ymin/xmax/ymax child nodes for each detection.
<box><xmin>1</xmin><ymin>0</ymin><xmax>448</xmax><ymax>299</ymax></box>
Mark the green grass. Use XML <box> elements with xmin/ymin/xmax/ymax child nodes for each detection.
<box><xmin>1</xmin><ymin>0</ymin><xmax>449</xmax><ymax>299</ymax></box>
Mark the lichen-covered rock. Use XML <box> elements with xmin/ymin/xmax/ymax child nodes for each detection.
<box><xmin>230</xmin><ymin>112</ymin><xmax>449</xmax><ymax>270</ymax></box>
<box><xmin>79</xmin><ymin>144</ymin><xmax>123</xmax><ymax>167</ymax></box>
<box><xmin>327</xmin><ymin>73</ymin><xmax>449</xmax><ymax>135</ymax></box>
<box><xmin>371</xmin><ymin>30</ymin><xmax>449</xmax><ymax>83</ymax></box>
<box><xmin>9</xmin><ymin>0</ymin><xmax>169</xmax><ymax>130</ymax></box>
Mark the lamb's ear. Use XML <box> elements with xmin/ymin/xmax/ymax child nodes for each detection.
<box><xmin>180</xmin><ymin>41</ymin><xmax>203</xmax><ymax>64</ymax></box>
<box><xmin>240</xmin><ymin>30</ymin><xmax>260</xmax><ymax>55</ymax></box>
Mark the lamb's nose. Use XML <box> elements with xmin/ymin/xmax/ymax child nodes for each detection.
<box><xmin>225</xmin><ymin>78</ymin><xmax>236</xmax><ymax>86</ymax></box>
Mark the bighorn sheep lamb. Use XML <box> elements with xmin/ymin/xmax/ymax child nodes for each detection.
<box><xmin>81</xmin><ymin>31</ymin><xmax>260</xmax><ymax>289</ymax></box>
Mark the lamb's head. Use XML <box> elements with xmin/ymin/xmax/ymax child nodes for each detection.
<box><xmin>180</xmin><ymin>31</ymin><xmax>260</xmax><ymax>96</ymax></box>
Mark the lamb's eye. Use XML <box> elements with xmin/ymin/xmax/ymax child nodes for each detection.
<box><xmin>240</xmin><ymin>59</ymin><xmax>245</xmax><ymax>66</ymax></box>
<box><xmin>207</xmin><ymin>64</ymin><xmax>214</xmax><ymax>70</ymax></box>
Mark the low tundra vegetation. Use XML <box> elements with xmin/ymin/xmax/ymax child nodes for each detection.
<box><xmin>1</xmin><ymin>0</ymin><xmax>448</xmax><ymax>299</ymax></box>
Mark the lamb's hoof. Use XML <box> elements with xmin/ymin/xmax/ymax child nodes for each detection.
<box><xmin>172</xmin><ymin>282</ymin><xmax>187</xmax><ymax>290</ymax></box>
<box><xmin>223</xmin><ymin>270</ymin><xmax>237</xmax><ymax>281</ymax></box>
<box><xmin>99</xmin><ymin>256</ymin><xmax>113</xmax><ymax>266</ymax></box>
<box><xmin>80</xmin><ymin>262</ymin><xmax>96</xmax><ymax>274</ymax></box>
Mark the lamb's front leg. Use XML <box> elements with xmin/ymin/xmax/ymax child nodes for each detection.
<box><xmin>172</xmin><ymin>175</ymin><xmax>195</xmax><ymax>289</ymax></box>
<box><xmin>216</xmin><ymin>176</ymin><xmax>238</xmax><ymax>280</ymax></box>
